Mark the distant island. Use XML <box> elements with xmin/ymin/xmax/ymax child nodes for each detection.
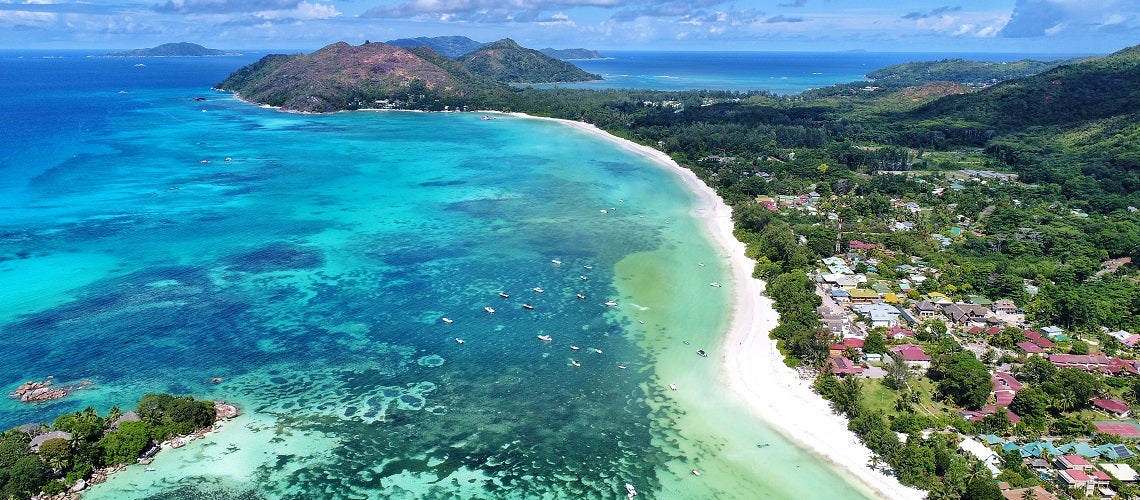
<box><xmin>384</xmin><ymin>35</ymin><xmax>604</xmax><ymax>60</ymax></box>
<box><xmin>538</xmin><ymin>48</ymin><xmax>605</xmax><ymax>60</ymax></box>
<box><xmin>216</xmin><ymin>38</ymin><xmax>601</xmax><ymax>112</ymax></box>
<box><xmin>101</xmin><ymin>42</ymin><xmax>241</xmax><ymax>57</ymax></box>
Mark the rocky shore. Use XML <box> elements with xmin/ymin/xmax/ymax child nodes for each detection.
<box><xmin>9</xmin><ymin>378</ymin><xmax>91</xmax><ymax>403</ymax></box>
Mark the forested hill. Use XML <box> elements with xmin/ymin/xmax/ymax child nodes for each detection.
<box><xmin>866</xmin><ymin>57</ymin><xmax>1088</xmax><ymax>87</ymax></box>
<box><xmin>457</xmin><ymin>39</ymin><xmax>601</xmax><ymax>83</ymax></box>
<box><xmin>909</xmin><ymin>45</ymin><xmax>1140</xmax><ymax>132</ymax></box>
<box><xmin>102</xmin><ymin>42</ymin><xmax>238</xmax><ymax>57</ymax></box>
<box><xmin>385</xmin><ymin>36</ymin><xmax>486</xmax><ymax>58</ymax></box>
<box><xmin>215</xmin><ymin>39</ymin><xmax>599</xmax><ymax>112</ymax></box>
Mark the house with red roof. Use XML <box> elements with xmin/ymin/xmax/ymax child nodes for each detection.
<box><xmin>890</xmin><ymin>344</ymin><xmax>932</xmax><ymax>369</ymax></box>
<box><xmin>1108</xmin><ymin>358</ymin><xmax>1140</xmax><ymax>376</ymax></box>
<box><xmin>1023</xmin><ymin>330</ymin><xmax>1055</xmax><ymax>349</ymax></box>
<box><xmin>887</xmin><ymin>326</ymin><xmax>914</xmax><ymax>339</ymax></box>
<box><xmin>828</xmin><ymin>337</ymin><xmax>864</xmax><ymax>356</ymax></box>
<box><xmin>1017</xmin><ymin>341</ymin><xmax>1045</xmax><ymax>356</ymax></box>
<box><xmin>826</xmin><ymin>355</ymin><xmax>864</xmax><ymax>376</ymax></box>
<box><xmin>1092</xmin><ymin>398</ymin><xmax>1131</xmax><ymax>417</ymax></box>
<box><xmin>848</xmin><ymin>240</ymin><xmax>876</xmax><ymax>251</ymax></box>
<box><xmin>991</xmin><ymin>372</ymin><xmax>1023</xmax><ymax>408</ymax></box>
<box><xmin>985</xmin><ymin>326</ymin><xmax>1003</xmax><ymax>336</ymax></box>
<box><xmin>1056</xmin><ymin>454</ymin><xmax>1093</xmax><ymax>470</ymax></box>
<box><xmin>1049</xmin><ymin>354</ymin><xmax>1110</xmax><ymax>372</ymax></box>
<box><xmin>1058</xmin><ymin>469</ymin><xmax>1093</xmax><ymax>496</ymax></box>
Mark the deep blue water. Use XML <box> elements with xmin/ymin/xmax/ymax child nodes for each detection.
<box><xmin>543</xmin><ymin>50</ymin><xmax>1091</xmax><ymax>93</ymax></box>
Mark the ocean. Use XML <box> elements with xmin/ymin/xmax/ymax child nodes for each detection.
<box><xmin>0</xmin><ymin>48</ymin><xmax>1060</xmax><ymax>499</ymax></box>
<box><xmin>539</xmin><ymin>50</ymin><xmax>1088</xmax><ymax>93</ymax></box>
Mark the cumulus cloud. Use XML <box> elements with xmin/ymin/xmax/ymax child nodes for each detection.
<box><xmin>901</xmin><ymin>6</ymin><xmax>962</xmax><ymax>20</ymax></box>
<box><xmin>1000</xmin><ymin>0</ymin><xmax>1140</xmax><ymax>38</ymax></box>
<box><xmin>153</xmin><ymin>0</ymin><xmax>310</xmax><ymax>15</ymax></box>
<box><xmin>361</xmin><ymin>0</ymin><xmax>622</xmax><ymax>22</ymax></box>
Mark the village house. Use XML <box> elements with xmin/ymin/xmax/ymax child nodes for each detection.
<box><xmin>992</xmin><ymin>299</ymin><xmax>1018</xmax><ymax>315</ymax></box>
<box><xmin>1100</xmin><ymin>463</ymin><xmax>1140</xmax><ymax>483</ymax></box>
<box><xmin>992</xmin><ymin>372</ymin><xmax>1023</xmax><ymax>408</ymax></box>
<box><xmin>890</xmin><ymin>343</ymin><xmax>932</xmax><ymax>369</ymax></box>
<box><xmin>847</xmin><ymin>288</ymin><xmax>881</xmax><ymax>305</ymax></box>
<box><xmin>828</xmin><ymin>337</ymin><xmax>864</xmax><ymax>356</ymax></box>
<box><xmin>1049</xmin><ymin>354</ymin><xmax>1111</xmax><ymax>372</ymax></box>
<box><xmin>853</xmin><ymin>303</ymin><xmax>909</xmax><ymax>328</ymax></box>
<box><xmin>913</xmin><ymin>300</ymin><xmax>939</xmax><ymax>319</ymax></box>
<box><xmin>1092</xmin><ymin>398</ymin><xmax>1132</xmax><ymax>418</ymax></box>
<box><xmin>29</xmin><ymin>430</ymin><xmax>71</xmax><ymax>453</ymax></box>
<box><xmin>1017</xmin><ymin>341</ymin><xmax>1046</xmax><ymax>356</ymax></box>
<box><xmin>826</xmin><ymin>355</ymin><xmax>864</xmax><ymax>376</ymax></box>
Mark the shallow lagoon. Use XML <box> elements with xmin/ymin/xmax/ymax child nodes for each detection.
<box><xmin>0</xmin><ymin>53</ymin><xmax>870</xmax><ymax>499</ymax></box>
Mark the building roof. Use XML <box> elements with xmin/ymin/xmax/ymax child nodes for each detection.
<box><xmin>1017</xmin><ymin>341</ymin><xmax>1045</xmax><ymax>354</ymax></box>
<box><xmin>891</xmin><ymin>344</ymin><xmax>931</xmax><ymax>362</ymax></box>
<box><xmin>847</xmin><ymin>288</ymin><xmax>880</xmax><ymax>299</ymax></box>
<box><xmin>1092</xmin><ymin>398</ymin><xmax>1131</xmax><ymax>415</ymax></box>
<box><xmin>1060</xmin><ymin>454</ymin><xmax>1091</xmax><ymax>467</ymax></box>
<box><xmin>1100</xmin><ymin>463</ymin><xmax>1140</xmax><ymax>482</ymax></box>
<box><xmin>992</xmin><ymin>372</ymin><xmax>1023</xmax><ymax>392</ymax></box>
<box><xmin>827</xmin><ymin>355</ymin><xmax>864</xmax><ymax>375</ymax></box>
<box><xmin>29</xmin><ymin>430</ymin><xmax>71</xmax><ymax>452</ymax></box>
<box><xmin>1060</xmin><ymin>469</ymin><xmax>1091</xmax><ymax>483</ymax></box>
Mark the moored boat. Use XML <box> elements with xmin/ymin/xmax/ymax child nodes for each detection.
<box><xmin>696</xmin><ymin>349</ymin><xmax>708</xmax><ymax>357</ymax></box>
<box><xmin>551</xmin><ymin>259</ymin><xmax>562</xmax><ymax>265</ymax></box>
<box><xmin>537</xmin><ymin>334</ymin><xmax>552</xmax><ymax>341</ymax></box>
<box><xmin>577</xmin><ymin>293</ymin><xmax>585</xmax><ymax>300</ymax></box>
<box><xmin>533</xmin><ymin>287</ymin><xmax>544</xmax><ymax>293</ymax></box>
<box><xmin>499</xmin><ymin>291</ymin><xmax>509</xmax><ymax>298</ymax></box>
<box><xmin>455</xmin><ymin>338</ymin><xmax>464</xmax><ymax>344</ymax></box>
<box><xmin>604</xmin><ymin>300</ymin><xmax>617</xmax><ymax>307</ymax></box>
<box><xmin>485</xmin><ymin>306</ymin><xmax>495</xmax><ymax>314</ymax></box>
<box><xmin>522</xmin><ymin>303</ymin><xmax>534</xmax><ymax>310</ymax></box>
<box><xmin>441</xmin><ymin>317</ymin><xmax>453</xmax><ymax>324</ymax></box>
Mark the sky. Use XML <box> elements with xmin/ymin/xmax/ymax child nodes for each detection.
<box><xmin>1</xmin><ymin>0</ymin><xmax>1138</xmax><ymax>53</ymax></box>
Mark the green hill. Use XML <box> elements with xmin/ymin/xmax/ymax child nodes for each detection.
<box><xmin>866</xmin><ymin>57</ymin><xmax>1089</xmax><ymax>87</ymax></box>
<box><xmin>458</xmin><ymin>39</ymin><xmax>601</xmax><ymax>84</ymax></box>
<box><xmin>384</xmin><ymin>36</ymin><xmax>487</xmax><ymax>58</ymax></box>
<box><xmin>103</xmin><ymin>42</ymin><xmax>238</xmax><ymax>57</ymax></box>
<box><xmin>216</xmin><ymin>42</ymin><xmax>476</xmax><ymax>112</ymax></box>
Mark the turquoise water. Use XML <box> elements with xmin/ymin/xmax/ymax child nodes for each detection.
<box><xmin>0</xmin><ymin>53</ymin><xmax>873</xmax><ymax>498</ymax></box>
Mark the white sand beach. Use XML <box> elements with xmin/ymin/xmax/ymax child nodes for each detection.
<box><xmin>517</xmin><ymin>113</ymin><xmax>926</xmax><ymax>500</ymax></box>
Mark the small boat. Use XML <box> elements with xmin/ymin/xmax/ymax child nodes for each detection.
<box><xmin>570</xmin><ymin>345</ymin><xmax>580</xmax><ymax>350</ymax></box>
<box><xmin>481</xmin><ymin>115</ymin><xmax>492</xmax><ymax>120</ymax></box>
<box><xmin>618</xmin><ymin>365</ymin><xmax>627</xmax><ymax>369</ymax></box>
<box><xmin>600</xmin><ymin>209</ymin><xmax>608</xmax><ymax>214</ymax></box>
<box><xmin>583</xmin><ymin>265</ymin><xmax>592</xmax><ymax>270</ymax></box>
<box><xmin>577</xmin><ymin>294</ymin><xmax>585</xmax><ymax>300</ymax></box>
<box><xmin>145</xmin><ymin>467</ymin><xmax>156</xmax><ymax>471</ymax></box>
<box><xmin>455</xmin><ymin>338</ymin><xmax>465</xmax><ymax>344</ymax></box>
<box><xmin>625</xmin><ymin>483</ymin><xmax>637</xmax><ymax>498</ymax></box>
<box><xmin>499</xmin><ymin>292</ymin><xmax>510</xmax><ymax>298</ymax></box>
<box><xmin>580</xmin><ymin>275</ymin><xmax>589</xmax><ymax>281</ymax></box>
<box><xmin>441</xmin><ymin>317</ymin><xmax>453</xmax><ymax>324</ymax></box>
<box><xmin>522</xmin><ymin>303</ymin><xmax>534</xmax><ymax>310</ymax></box>
<box><xmin>638</xmin><ymin>320</ymin><xmax>645</xmax><ymax>324</ymax></box>
<box><xmin>485</xmin><ymin>306</ymin><xmax>495</xmax><ymax>314</ymax></box>
<box><xmin>710</xmin><ymin>282</ymin><xmax>721</xmax><ymax>287</ymax></box>
<box><xmin>594</xmin><ymin>348</ymin><xmax>603</xmax><ymax>354</ymax></box>
<box><xmin>533</xmin><ymin>287</ymin><xmax>544</xmax><ymax>293</ymax></box>
<box><xmin>669</xmin><ymin>383</ymin><xmax>677</xmax><ymax>391</ymax></box>
<box><xmin>571</xmin><ymin>359</ymin><xmax>581</xmax><ymax>367</ymax></box>
<box><xmin>537</xmin><ymin>334</ymin><xmax>552</xmax><ymax>341</ymax></box>
<box><xmin>551</xmin><ymin>259</ymin><xmax>562</xmax><ymax>265</ymax></box>
<box><xmin>696</xmin><ymin>349</ymin><xmax>708</xmax><ymax>357</ymax></box>
<box><xmin>691</xmin><ymin>469</ymin><xmax>701</xmax><ymax>476</ymax></box>
<box><xmin>698</xmin><ymin>262</ymin><xmax>705</xmax><ymax>267</ymax></box>
<box><xmin>604</xmin><ymin>301</ymin><xmax>618</xmax><ymax>307</ymax></box>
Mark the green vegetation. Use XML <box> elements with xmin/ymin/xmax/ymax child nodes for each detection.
<box><xmin>102</xmin><ymin>42</ymin><xmax>238</xmax><ymax>57</ymax></box>
<box><xmin>865</xmin><ymin>57</ymin><xmax>1089</xmax><ymax>88</ymax></box>
<box><xmin>0</xmin><ymin>394</ymin><xmax>216</xmax><ymax>500</ymax></box>
<box><xmin>216</xmin><ymin>40</ymin><xmax>1140</xmax><ymax>495</ymax></box>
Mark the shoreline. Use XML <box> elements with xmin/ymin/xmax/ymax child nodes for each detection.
<box><xmin>508</xmin><ymin>111</ymin><xmax>925</xmax><ymax>500</ymax></box>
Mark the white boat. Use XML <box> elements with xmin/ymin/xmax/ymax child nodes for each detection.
<box><xmin>537</xmin><ymin>334</ymin><xmax>552</xmax><ymax>341</ymax></box>
<box><xmin>625</xmin><ymin>483</ymin><xmax>637</xmax><ymax>498</ymax></box>
<box><xmin>583</xmin><ymin>265</ymin><xmax>592</xmax><ymax>270</ymax></box>
<box><xmin>618</xmin><ymin>365</ymin><xmax>627</xmax><ymax>369</ymax></box>
<box><xmin>146</xmin><ymin>467</ymin><xmax>156</xmax><ymax>471</ymax></box>
<box><xmin>600</xmin><ymin>209</ymin><xmax>608</xmax><ymax>214</ymax></box>
<box><xmin>691</xmin><ymin>469</ymin><xmax>701</xmax><ymax>476</ymax></box>
<box><xmin>577</xmin><ymin>294</ymin><xmax>585</xmax><ymax>300</ymax></box>
<box><xmin>522</xmin><ymin>303</ymin><xmax>534</xmax><ymax>310</ymax></box>
<box><xmin>669</xmin><ymin>383</ymin><xmax>677</xmax><ymax>391</ymax></box>
<box><xmin>710</xmin><ymin>282</ymin><xmax>721</xmax><ymax>287</ymax></box>
<box><xmin>441</xmin><ymin>317</ymin><xmax>453</xmax><ymax>324</ymax></box>
<box><xmin>455</xmin><ymin>338</ymin><xmax>464</xmax><ymax>344</ymax></box>
<box><xmin>571</xmin><ymin>359</ymin><xmax>581</xmax><ymax>367</ymax></box>
<box><xmin>485</xmin><ymin>306</ymin><xmax>495</xmax><ymax>314</ymax></box>
<box><xmin>698</xmin><ymin>262</ymin><xmax>705</xmax><ymax>267</ymax></box>
<box><xmin>570</xmin><ymin>345</ymin><xmax>580</xmax><ymax>350</ymax></box>
<box><xmin>551</xmin><ymin>259</ymin><xmax>562</xmax><ymax>265</ymax></box>
<box><xmin>580</xmin><ymin>275</ymin><xmax>589</xmax><ymax>281</ymax></box>
<box><xmin>604</xmin><ymin>301</ymin><xmax>618</xmax><ymax>307</ymax></box>
<box><xmin>533</xmin><ymin>287</ymin><xmax>544</xmax><ymax>293</ymax></box>
<box><xmin>594</xmin><ymin>348</ymin><xmax>603</xmax><ymax>354</ymax></box>
<box><xmin>499</xmin><ymin>292</ymin><xmax>509</xmax><ymax>298</ymax></box>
